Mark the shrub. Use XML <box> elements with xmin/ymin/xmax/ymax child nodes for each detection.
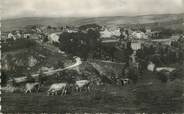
<box><xmin>157</xmin><ymin>71</ymin><xmax>168</xmax><ymax>83</ymax></box>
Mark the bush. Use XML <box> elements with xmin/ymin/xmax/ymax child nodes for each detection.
<box><xmin>157</xmin><ymin>71</ymin><xmax>168</xmax><ymax>83</ymax></box>
<box><xmin>170</xmin><ymin>68</ymin><xmax>184</xmax><ymax>81</ymax></box>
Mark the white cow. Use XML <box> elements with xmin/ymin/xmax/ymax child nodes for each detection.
<box><xmin>48</xmin><ymin>83</ymin><xmax>67</xmax><ymax>95</ymax></box>
<box><xmin>25</xmin><ymin>82</ymin><xmax>40</xmax><ymax>93</ymax></box>
<box><xmin>147</xmin><ymin>61</ymin><xmax>155</xmax><ymax>72</ymax></box>
<box><xmin>8</xmin><ymin>33</ymin><xmax>16</xmax><ymax>40</ymax></box>
<box><xmin>1</xmin><ymin>85</ymin><xmax>17</xmax><ymax>93</ymax></box>
<box><xmin>75</xmin><ymin>80</ymin><xmax>90</xmax><ymax>92</ymax></box>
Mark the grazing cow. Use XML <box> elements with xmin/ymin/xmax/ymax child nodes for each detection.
<box><xmin>8</xmin><ymin>33</ymin><xmax>16</xmax><ymax>40</ymax></box>
<box><xmin>47</xmin><ymin>83</ymin><xmax>67</xmax><ymax>96</ymax></box>
<box><xmin>1</xmin><ymin>84</ymin><xmax>17</xmax><ymax>93</ymax></box>
<box><xmin>25</xmin><ymin>82</ymin><xmax>40</xmax><ymax>93</ymax></box>
<box><xmin>75</xmin><ymin>80</ymin><xmax>90</xmax><ymax>92</ymax></box>
<box><xmin>120</xmin><ymin>78</ymin><xmax>130</xmax><ymax>86</ymax></box>
<box><xmin>147</xmin><ymin>61</ymin><xmax>155</xmax><ymax>72</ymax></box>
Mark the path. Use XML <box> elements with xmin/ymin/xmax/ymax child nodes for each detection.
<box><xmin>14</xmin><ymin>57</ymin><xmax>82</xmax><ymax>83</ymax></box>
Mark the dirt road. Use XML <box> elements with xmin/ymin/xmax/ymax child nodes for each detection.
<box><xmin>14</xmin><ymin>57</ymin><xmax>82</xmax><ymax>83</ymax></box>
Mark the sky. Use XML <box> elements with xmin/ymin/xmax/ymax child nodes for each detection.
<box><xmin>1</xmin><ymin>0</ymin><xmax>184</xmax><ymax>18</ymax></box>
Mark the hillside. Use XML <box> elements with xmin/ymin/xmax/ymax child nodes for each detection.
<box><xmin>1</xmin><ymin>39</ymin><xmax>74</xmax><ymax>78</ymax></box>
<box><xmin>1</xmin><ymin>39</ymin><xmax>124</xmax><ymax>85</ymax></box>
<box><xmin>2</xmin><ymin>13</ymin><xmax>184</xmax><ymax>31</ymax></box>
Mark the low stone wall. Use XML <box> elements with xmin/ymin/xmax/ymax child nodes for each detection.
<box><xmin>88</xmin><ymin>59</ymin><xmax>126</xmax><ymax>77</ymax></box>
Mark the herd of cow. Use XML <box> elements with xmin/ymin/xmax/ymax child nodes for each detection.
<box><xmin>24</xmin><ymin>80</ymin><xmax>91</xmax><ymax>95</ymax></box>
<box><xmin>24</xmin><ymin>78</ymin><xmax>131</xmax><ymax>96</ymax></box>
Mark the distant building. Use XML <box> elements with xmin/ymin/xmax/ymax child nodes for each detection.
<box><xmin>100</xmin><ymin>27</ymin><xmax>121</xmax><ymax>38</ymax></box>
<box><xmin>131</xmin><ymin>41</ymin><xmax>142</xmax><ymax>51</ymax></box>
<box><xmin>63</xmin><ymin>26</ymin><xmax>78</xmax><ymax>33</ymax></box>
<box><xmin>131</xmin><ymin>31</ymin><xmax>148</xmax><ymax>39</ymax></box>
<box><xmin>149</xmin><ymin>31</ymin><xmax>160</xmax><ymax>39</ymax></box>
<box><xmin>100</xmin><ymin>28</ymin><xmax>112</xmax><ymax>38</ymax></box>
<box><xmin>36</xmin><ymin>28</ymin><xmax>42</xmax><ymax>33</ymax></box>
<box><xmin>66</xmin><ymin>29</ymin><xmax>78</xmax><ymax>33</ymax></box>
<box><xmin>152</xmin><ymin>36</ymin><xmax>179</xmax><ymax>46</ymax></box>
<box><xmin>48</xmin><ymin>33</ymin><xmax>60</xmax><ymax>43</ymax></box>
<box><xmin>146</xmin><ymin>28</ymin><xmax>151</xmax><ymax>33</ymax></box>
<box><xmin>15</xmin><ymin>31</ymin><xmax>22</xmax><ymax>39</ymax></box>
<box><xmin>23</xmin><ymin>34</ymin><xmax>31</xmax><ymax>39</ymax></box>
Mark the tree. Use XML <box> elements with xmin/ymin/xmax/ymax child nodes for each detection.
<box><xmin>47</xmin><ymin>25</ymin><xmax>52</xmax><ymax>29</ymax></box>
<box><xmin>1</xmin><ymin>70</ymin><xmax>8</xmax><ymax>86</ymax></box>
<box><xmin>86</xmin><ymin>29</ymin><xmax>100</xmax><ymax>58</ymax></box>
<box><xmin>127</xmin><ymin>67</ymin><xmax>138</xmax><ymax>84</ymax></box>
<box><xmin>79</xmin><ymin>23</ymin><xmax>101</xmax><ymax>31</ymax></box>
<box><xmin>58</xmin><ymin>28</ymin><xmax>101</xmax><ymax>59</ymax></box>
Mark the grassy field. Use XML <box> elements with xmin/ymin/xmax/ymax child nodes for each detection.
<box><xmin>2</xmin><ymin>70</ymin><xmax>184</xmax><ymax>113</ymax></box>
<box><xmin>2</xmin><ymin>86</ymin><xmax>136</xmax><ymax>113</ymax></box>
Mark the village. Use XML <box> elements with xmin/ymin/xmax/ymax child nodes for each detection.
<box><xmin>2</xmin><ymin>23</ymin><xmax>184</xmax><ymax>63</ymax></box>
<box><xmin>1</xmin><ymin>0</ymin><xmax>184</xmax><ymax>112</ymax></box>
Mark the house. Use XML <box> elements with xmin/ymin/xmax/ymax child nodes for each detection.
<box><xmin>131</xmin><ymin>31</ymin><xmax>148</xmax><ymax>39</ymax></box>
<box><xmin>100</xmin><ymin>28</ymin><xmax>112</xmax><ymax>38</ymax></box>
<box><xmin>146</xmin><ymin>28</ymin><xmax>152</xmax><ymax>33</ymax></box>
<box><xmin>66</xmin><ymin>29</ymin><xmax>78</xmax><ymax>33</ymax></box>
<box><xmin>152</xmin><ymin>36</ymin><xmax>179</xmax><ymax>46</ymax></box>
<box><xmin>23</xmin><ymin>34</ymin><xmax>31</xmax><ymax>39</ymax></box>
<box><xmin>100</xmin><ymin>27</ymin><xmax>121</xmax><ymax>38</ymax></box>
<box><xmin>130</xmin><ymin>41</ymin><xmax>142</xmax><ymax>51</ymax></box>
<box><xmin>15</xmin><ymin>31</ymin><xmax>22</xmax><ymax>39</ymax></box>
<box><xmin>149</xmin><ymin>31</ymin><xmax>161</xmax><ymax>39</ymax></box>
<box><xmin>48</xmin><ymin>33</ymin><xmax>60</xmax><ymax>43</ymax></box>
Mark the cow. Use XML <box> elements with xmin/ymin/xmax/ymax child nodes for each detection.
<box><xmin>47</xmin><ymin>83</ymin><xmax>67</xmax><ymax>96</ymax></box>
<box><xmin>120</xmin><ymin>78</ymin><xmax>130</xmax><ymax>86</ymax></box>
<box><xmin>8</xmin><ymin>33</ymin><xmax>16</xmax><ymax>40</ymax></box>
<box><xmin>25</xmin><ymin>82</ymin><xmax>40</xmax><ymax>93</ymax></box>
<box><xmin>147</xmin><ymin>61</ymin><xmax>156</xmax><ymax>72</ymax></box>
<box><xmin>75</xmin><ymin>80</ymin><xmax>90</xmax><ymax>92</ymax></box>
<box><xmin>1</xmin><ymin>84</ymin><xmax>17</xmax><ymax>93</ymax></box>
